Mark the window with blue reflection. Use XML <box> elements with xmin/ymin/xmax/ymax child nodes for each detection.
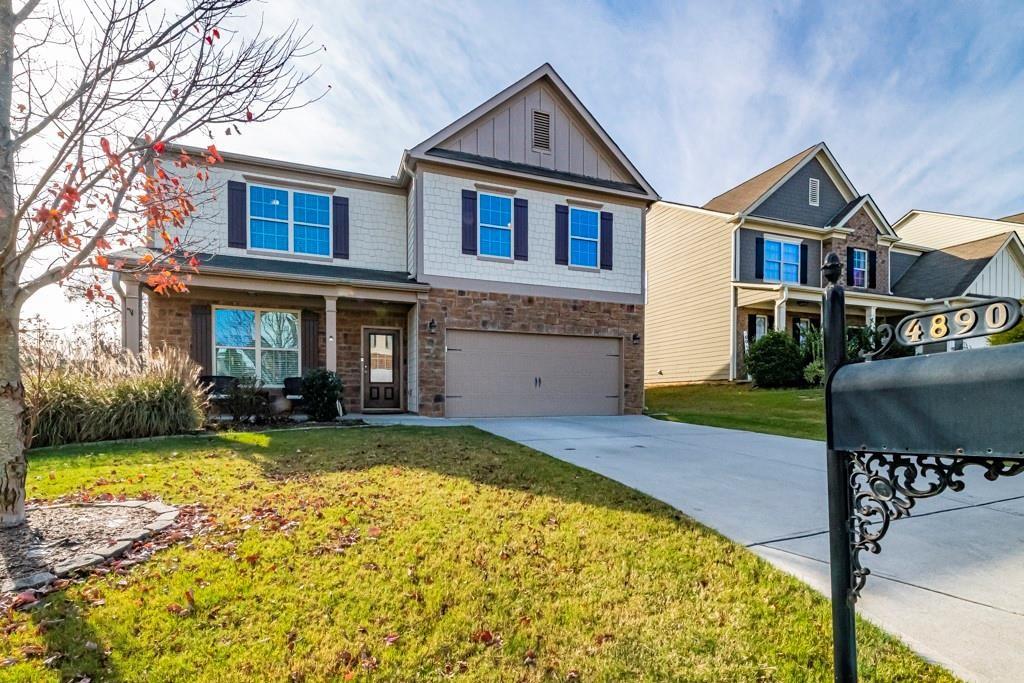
<box><xmin>293</xmin><ymin>192</ymin><xmax>330</xmax><ymax>255</ymax></box>
<box><xmin>478</xmin><ymin>193</ymin><xmax>512</xmax><ymax>258</ymax></box>
<box><xmin>763</xmin><ymin>238</ymin><xmax>800</xmax><ymax>284</ymax></box>
<box><xmin>569</xmin><ymin>207</ymin><xmax>599</xmax><ymax>268</ymax></box>
<box><xmin>249</xmin><ymin>185</ymin><xmax>289</xmax><ymax>251</ymax></box>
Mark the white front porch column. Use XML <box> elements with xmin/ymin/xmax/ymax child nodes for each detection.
<box><xmin>774</xmin><ymin>297</ymin><xmax>787</xmax><ymax>332</ymax></box>
<box><xmin>324</xmin><ymin>296</ymin><xmax>337</xmax><ymax>372</ymax></box>
<box><xmin>121</xmin><ymin>279</ymin><xmax>142</xmax><ymax>354</ymax></box>
<box><xmin>866</xmin><ymin>306</ymin><xmax>877</xmax><ymax>328</ymax></box>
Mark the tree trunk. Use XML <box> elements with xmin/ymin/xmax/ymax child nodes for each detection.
<box><xmin>0</xmin><ymin>307</ymin><xmax>25</xmax><ymax>526</ymax></box>
<box><xmin>0</xmin><ymin>1</ymin><xmax>25</xmax><ymax>526</ymax></box>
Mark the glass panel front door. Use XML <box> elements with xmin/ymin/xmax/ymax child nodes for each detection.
<box><xmin>363</xmin><ymin>329</ymin><xmax>401</xmax><ymax>410</ymax></box>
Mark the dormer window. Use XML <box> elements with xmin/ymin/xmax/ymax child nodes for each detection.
<box><xmin>532</xmin><ymin>110</ymin><xmax>551</xmax><ymax>152</ymax></box>
<box><xmin>808</xmin><ymin>178</ymin><xmax>820</xmax><ymax>207</ymax></box>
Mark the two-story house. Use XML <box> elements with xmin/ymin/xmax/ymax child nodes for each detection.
<box><xmin>644</xmin><ymin>142</ymin><xmax>1024</xmax><ymax>384</ymax></box>
<box><xmin>115</xmin><ymin>64</ymin><xmax>659</xmax><ymax>417</ymax></box>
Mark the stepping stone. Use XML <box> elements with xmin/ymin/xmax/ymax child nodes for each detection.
<box><xmin>116</xmin><ymin>528</ymin><xmax>151</xmax><ymax>542</ymax></box>
<box><xmin>12</xmin><ymin>572</ymin><xmax>56</xmax><ymax>591</ymax></box>
<box><xmin>93</xmin><ymin>540</ymin><xmax>133</xmax><ymax>559</ymax></box>
<box><xmin>53</xmin><ymin>553</ymin><xmax>104</xmax><ymax>577</ymax></box>
<box><xmin>143</xmin><ymin>502</ymin><xmax>177</xmax><ymax>515</ymax></box>
<box><xmin>145</xmin><ymin>518</ymin><xmax>175</xmax><ymax>533</ymax></box>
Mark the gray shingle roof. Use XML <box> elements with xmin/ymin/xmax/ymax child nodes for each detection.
<box><xmin>703</xmin><ymin>143</ymin><xmax>819</xmax><ymax>214</ymax></box>
<box><xmin>110</xmin><ymin>249</ymin><xmax>419</xmax><ymax>287</ymax></box>
<box><xmin>891</xmin><ymin>232</ymin><xmax>1012</xmax><ymax>299</ymax></box>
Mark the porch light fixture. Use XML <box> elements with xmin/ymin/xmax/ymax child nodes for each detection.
<box><xmin>427</xmin><ymin>318</ymin><xmax>438</xmax><ymax>334</ymax></box>
<box><xmin>632</xmin><ymin>333</ymin><xmax>641</xmax><ymax>345</ymax></box>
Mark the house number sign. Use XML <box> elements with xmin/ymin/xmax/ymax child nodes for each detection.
<box><xmin>895</xmin><ymin>297</ymin><xmax>1022</xmax><ymax>347</ymax></box>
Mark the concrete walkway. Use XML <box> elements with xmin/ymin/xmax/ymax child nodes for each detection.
<box><xmin>363</xmin><ymin>414</ymin><xmax>1024</xmax><ymax>682</ymax></box>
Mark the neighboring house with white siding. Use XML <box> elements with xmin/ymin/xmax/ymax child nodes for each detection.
<box><xmin>114</xmin><ymin>63</ymin><xmax>659</xmax><ymax>417</ymax></box>
<box><xmin>645</xmin><ymin>143</ymin><xmax>1024</xmax><ymax>384</ymax></box>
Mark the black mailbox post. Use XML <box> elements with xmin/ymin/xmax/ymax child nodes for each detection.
<box><xmin>821</xmin><ymin>252</ymin><xmax>1024</xmax><ymax>682</ymax></box>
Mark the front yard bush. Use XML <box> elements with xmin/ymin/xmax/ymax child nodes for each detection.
<box><xmin>301</xmin><ymin>368</ymin><xmax>343</xmax><ymax>421</ymax></box>
<box><xmin>23</xmin><ymin>346</ymin><xmax>206</xmax><ymax>448</ymax></box>
<box><xmin>746</xmin><ymin>330</ymin><xmax>804</xmax><ymax>388</ymax></box>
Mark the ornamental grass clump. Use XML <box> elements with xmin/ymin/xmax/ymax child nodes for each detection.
<box><xmin>23</xmin><ymin>345</ymin><xmax>207</xmax><ymax>448</ymax></box>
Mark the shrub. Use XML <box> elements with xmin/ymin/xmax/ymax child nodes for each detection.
<box><xmin>746</xmin><ymin>330</ymin><xmax>804</xmax><ymax>388</ymax></box>
<box><xmin>990</xmin><ymin>315</ymin><xmax>1024</xmax><ymax>346</ymax></box>
<box><xmin>301</xmin><ymin>369</ymin><xmax>343</xmax><ymax>422</ymax></box>
<box><xmin>803</xmin><ymin>358</ymin><xmax>825</xmax><ymax>386</ymax></box>
<box><xmin>222</xmin><ymin>377</ymin><xmax>270</xmax><ymax>423</ymax></box>
<box><xmin>23</xmin><ymin>346</ymin><xmax>207</xmax><ymax>448</ymax></box>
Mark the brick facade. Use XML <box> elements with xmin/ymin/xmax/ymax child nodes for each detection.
<box><xmin>415</xmin><ymin>287</ymin><xmax>644</xmax><ymax>416</ymax></box>
<box><xmin>825</xmin><ymin>207</ymin><xmax>890</xmax><ymax>295</ymax></box>
<box><xmin>147</xmin><ymin>289</ymin><xmax>410</xmax><ymax>415</ymax></box>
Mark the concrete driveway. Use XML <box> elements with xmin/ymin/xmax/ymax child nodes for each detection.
<box><xmin>367</xmin><ymin>414</ymin><xmax>1024</xmax><ymax>682</ymax></box>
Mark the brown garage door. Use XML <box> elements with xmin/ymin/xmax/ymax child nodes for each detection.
<box><xmin>444</xmin><ymin>330</ymin><xmax>621</xmax><ymax>417</ymax></box>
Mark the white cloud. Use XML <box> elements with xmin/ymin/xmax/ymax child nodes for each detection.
<box><xmin>20</xmin><ymin>0</ymin><xmax>1024</xmax><ymax>329</ymax></box>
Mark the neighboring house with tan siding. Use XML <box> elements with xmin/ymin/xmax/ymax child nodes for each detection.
<box><xmin>114</xmin><ymin>63</ymin><xmax>659</xmax><ymax>417</ymax></box>
<box><xmin>893</xmin><ymin>210</ymin><xmax>1024</xmax><ymax>249</ymax></box>
<box><xmin>645</xmin><ymin>143</ymin><xmax>1024</xmax><ymax>384</ymax></box>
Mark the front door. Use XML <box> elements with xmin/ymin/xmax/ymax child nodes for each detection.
<box><xmin>363</xmin><ymin>329</ymin><xmax>401</xmax><ymax>410</ymax></box>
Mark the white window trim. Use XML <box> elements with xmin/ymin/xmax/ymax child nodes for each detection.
<box><xmin>852</xmin><ymin>248</ymin><xmax>869</xmax><ymax>288</ymax></box>
<box><xmin>212</xmin><ymin>305</ymin><xmax>302</xmax><ymax>388</ymax></box>
<box><xmin>755</xmin><ymin>314</ymin><xmax>769</xmax><ymax>341</ymax></box>
<box><xmin>247</xmin><ymin>182</ymin><xmax>333</xmax><ymax>258</ymax></box>
<box><xmin>808</xmin><ymin>177</ymin><xmax>820</xmax><ymax>207</ymax></box>
<box><xmin>477</xmin><ymin>192</ymin><xmax>514</xmax><ymax>262</ymax></box>
<box><xmin>763</xmin><ymin>234</ymin><xmax>802</xmax><ymax>284</ymax></box>
<box><xmin>568</xmin><ymin>205</ymin><xmax>601</xmax><ymax>270</ymax></box>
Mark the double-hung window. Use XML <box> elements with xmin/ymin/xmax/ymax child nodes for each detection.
<box><xmin>478</xmin><ymin>193</ymin><xmax>513</xmax><ymax>259</ymax></box>
<box><xmin>763</xmin><ymin>238</ymin><xmax>801</xmax><ymax>284</ymax></box>
<box><xmin>851</xmin><ymin>248</ymin><xmax>868</xmax><ymax>288</ymax></box>
<box><xmin>569</xmin><ymin>207</ymin><xmax>599</xmax><ymax>268</ymax></box>
<box><xmin>249</xmin><ymin>184</ymin><xmax>331</xmax><ymax>256</ymax></box>
<box><xmin>214</xmin><ymin>307</ymin><xmax>300</xmax><ymax>386</ymax></box>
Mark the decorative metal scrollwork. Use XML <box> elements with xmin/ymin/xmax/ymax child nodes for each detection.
<box><xmin>848</xmin><ymin>451</ymin><xmax>1024</xmax><ymax>599</ymax></box>
<box><xmin>858</xmin><ymin>323</ymin><xmax>895</xmax><ymax>361</ymax></box>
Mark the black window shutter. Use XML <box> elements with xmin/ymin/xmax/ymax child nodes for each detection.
<box><xmin>868</xmin><ymin>250</ymin><xmax>877</xmax><ymax>289</ymax></box>
<box><xmin>768</xmin><ymin>315</ymin><xmax>775</xmax><ymax>331</ymax></box>
<box><xmin>301</xmin><ymin>310</ymin><xmax>319</xmax><ymax>372</ymax></box>
<box><xmin>555</xmin><ymin>204</ymin><xmax>569</xmax><ymax>265</ymax></box>
<box><xmin>190</xmin><ymin>305</ymin><xmax>212</xmax><ymax>375</ymax></box>
<box><xmin>754</xmin><ymin>237</ymin><xmax>764</xmax><ymax>279</ymax></box>
<box><xmin>747</xmin><ymin>314</ymin><xmax>756</xmax><ymax>343</ymax></box>
<box><xmin>513</xmin><ymin>197</ymin><xmax>528</xmax><ymax>261</ymax></box>
<box><xmin>461</xmin><ymin>190</ymin><xmax>477</xmax><ymax>255</ymax></box>
<box><xmin>600</xmin><ymin>211</ymin><xmax>614</xmax><ymax>270</ymax></box>
<box><xmin>333</xmin><ymin>196</ymin><xmax>349</xmax><ymax>259</ymax></box>
<box><xmin>792</xmin><ymin>319</ymin><xmax>801</xmax><ymax>344</ymax></box>
<box><xmin>846</xmin><ymin>246</ymin><xmax>855</xmax><ymax>285</ymax></box>
<box><xmin>227</xmin><ymin>180</ymin><xmax>246</xmax><ymax>248</ymax></box>
<box><xmin>799</xmin><ymin>243</ymin><xmax>809</xmax><ymax>284</ymax></box>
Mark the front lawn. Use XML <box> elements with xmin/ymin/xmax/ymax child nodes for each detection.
<box><xmin>646</xmin><ymin>384</ymin><xmax>826</xmax><ymax>441</ymax></box>
<box><xmin>2</xmin><ymin>426</ymin><xmax>948</xmax><ymax>681</ymax></box>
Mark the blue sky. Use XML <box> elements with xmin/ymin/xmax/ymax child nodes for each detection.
<box><xmin>23</xmin><ymin>0</ymin><xmax>1024</xmax><ymax>326</ymax></box>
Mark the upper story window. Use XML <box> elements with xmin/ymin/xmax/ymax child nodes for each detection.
<box><xmin>213</xmin><ymin>307</ymin><xmax>300</xmax><ymax>386</ymax></box>
<box><xmin>808</xmin><ymin>178</ymin><xmax>820</xmax><ymax>206</ymax></box>
<box><xmin>764</xmin><ymin>238</ymin><xmax>801</xmax><ymax>283</ymax></box>
<box><xmin>478</xmin><ymin>193</ymin><xmax>513</xmax><ymax>259</ymax></box>
<box><xmin>569</xmin><ymin>206</ymin><xmax>599</xmax><ymax>268</ymax></box>
<box><xmin>249</xmin><ymin>184</ymin><xmax>331</xmax><ymax>256</ymax></box>
<box><xmin>851</xmin><ymin>248</ymin><xmax>868</xmax><ymax>288</ymax></box>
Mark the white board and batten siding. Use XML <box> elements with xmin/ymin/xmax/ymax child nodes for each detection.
<box><xmin>644</xmin><ymin>203</ymin><xmax>735</xmax><ymax>384</ymax></box>
<box><xmin>970</xmin><ymin>247</ymin><xmax>1024</xmax><ymax>299</ymax></box>
<box><xmin>437</xmin><ymin>80</ymin><xmax>632</xmax><ymax>185</ymax></box>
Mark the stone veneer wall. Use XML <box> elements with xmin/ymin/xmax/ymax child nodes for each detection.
<box><xmin>415</xmin><ymin>288</ymin><xmax>644</xmax><ymax>416</ymax></box>
<box><xmin>147</xmin><ymin>290</ymin><xmax>410</xmax><ymax>415</ymax></box>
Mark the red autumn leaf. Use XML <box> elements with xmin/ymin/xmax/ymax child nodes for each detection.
<box><xmin>11</xmin><ymin>592</ymin><xmax>37</xmax><ymax>609</ymax></box>
<box><xmin>205</xmin><ymin>35</ymin><xmax>212</xmax><ymax>45</ymax></box>
<box><xmin>205</xmin><ymin>144</ymin><xmax>223</xmax><ymax>163</ymax></box>
<box><xmin>100</xmin><ymin>137</ymin><xmax>111</xmax><ymax>155</ymax></box>
<box><xmin>152</xmin><ymin>140</ymin><xmax>166</xmax><ymax>154</ymax></box>
<box><xmin>383</xmin><ymin>633</ymin><xmax>399</xmax><ymax>645</ymax></box>
<box><xmin>184</xmin><ymin>590</ymin><xmax>195</xmax><ymax>610</ymax></box>
<box><xmin>471</xmin><ymin>629</ymin><xmax>494</xmax><ymax>644</ymax></box>
<box><xmin>246</xmin><ymin>110</ymin><xmax>254</xmax><ymax>121</ymax></box>
<box><xmin>95</xmin><ymin>254</ymin><xmax>109</xmax><ymax>269</ymax></box>
<box><xmin>212</xmin><ymin>28</ymin><xmax>220</xmax><ymax>39</ymax></box>
<box><xmin>148</xmin><ymin>60</ymin><xmax>156</xmax><ymax>71</ymax></box>
<box><xmin>166</xmin><ymin>602</ymin><xmax>184</xmax><ymax>615</ymax></box>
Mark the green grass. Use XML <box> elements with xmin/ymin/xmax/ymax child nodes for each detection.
<box><xmin>0</xmin><ymin>426</ymin><xmax>950</xmax><ymax>681</ymax></box>
<box><xmin>646</xmin><ymin>384</ymin><xmax>827</xmax><ymax>441</ymax></box>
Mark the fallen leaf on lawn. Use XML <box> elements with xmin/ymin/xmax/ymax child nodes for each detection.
<box><xmin>166</xmin><ymin>602</ymin><xmax>185</xmax><ymax>615</ymax></box>
<box><xmin>594</xmin><ymin>633</ymin><xmax>615</xmax><ymax>645</ymax></box>
<box><xmin>471</xmin><ymin>629</ymin><xmax>494</xmax><ymax>644</ymax></box>
<box><xmin>185</xmin><ymin>590</ymin><xmax>195</xmax><ymax>610</ymax></box>
<box><xmin>367</xmin><ymin>526</ymin><xmax>382</xmax><ymax>538</ymax></box>
<box><xmin>20</xmin><ymin>644</ymin><xmax>46</xmax><ymax>657</ymax></box>
<box><xmin>383</xmin><ymin>633</ymin><xmax>399</xmax><ymax>645</ymax></box>
<box><xmin>12</xmin><ymin>591</ymin><xmax>37</xmax><ymax>609</ymax></box>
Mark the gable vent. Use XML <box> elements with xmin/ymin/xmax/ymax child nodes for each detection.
<box><xmin>808</xmin><ymin>177</ymin><xmax>820</xmax><ymax>207</ymax></box>
<box><xmin>532</xmin><ymin>110</ymin><xmax>551</xmax><ymax>152</ymax></box>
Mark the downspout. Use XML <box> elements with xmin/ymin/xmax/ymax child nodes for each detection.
<box><xmin>111</xmin><ymin>272</ymin><xmax>127</xmax><ymax>349</ymax></box>
<box><xmin>728</xmin><ymin>214</ymin><xmax>745</xmax><ymax>381</ymax></box>
<box><xmin>776</xmin><ymin>285</ymin><xmax>790</xmax><ymax>332</ymax></box>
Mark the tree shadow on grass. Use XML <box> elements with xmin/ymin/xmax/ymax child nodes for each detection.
<box><xmin>210</xmin><ymin>425</ymin><xmax>690</xmax><ymax>522</ymax></box>
<box><xmin>18</xmin><ymin>592</ymin><xmax>121</xmax><ymax>682</ymax></box>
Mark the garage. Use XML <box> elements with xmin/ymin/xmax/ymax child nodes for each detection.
<box><xmin>444</xmin><ymin>330</ymin><xmax>622</xmax><ymax>417</ymax></box>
